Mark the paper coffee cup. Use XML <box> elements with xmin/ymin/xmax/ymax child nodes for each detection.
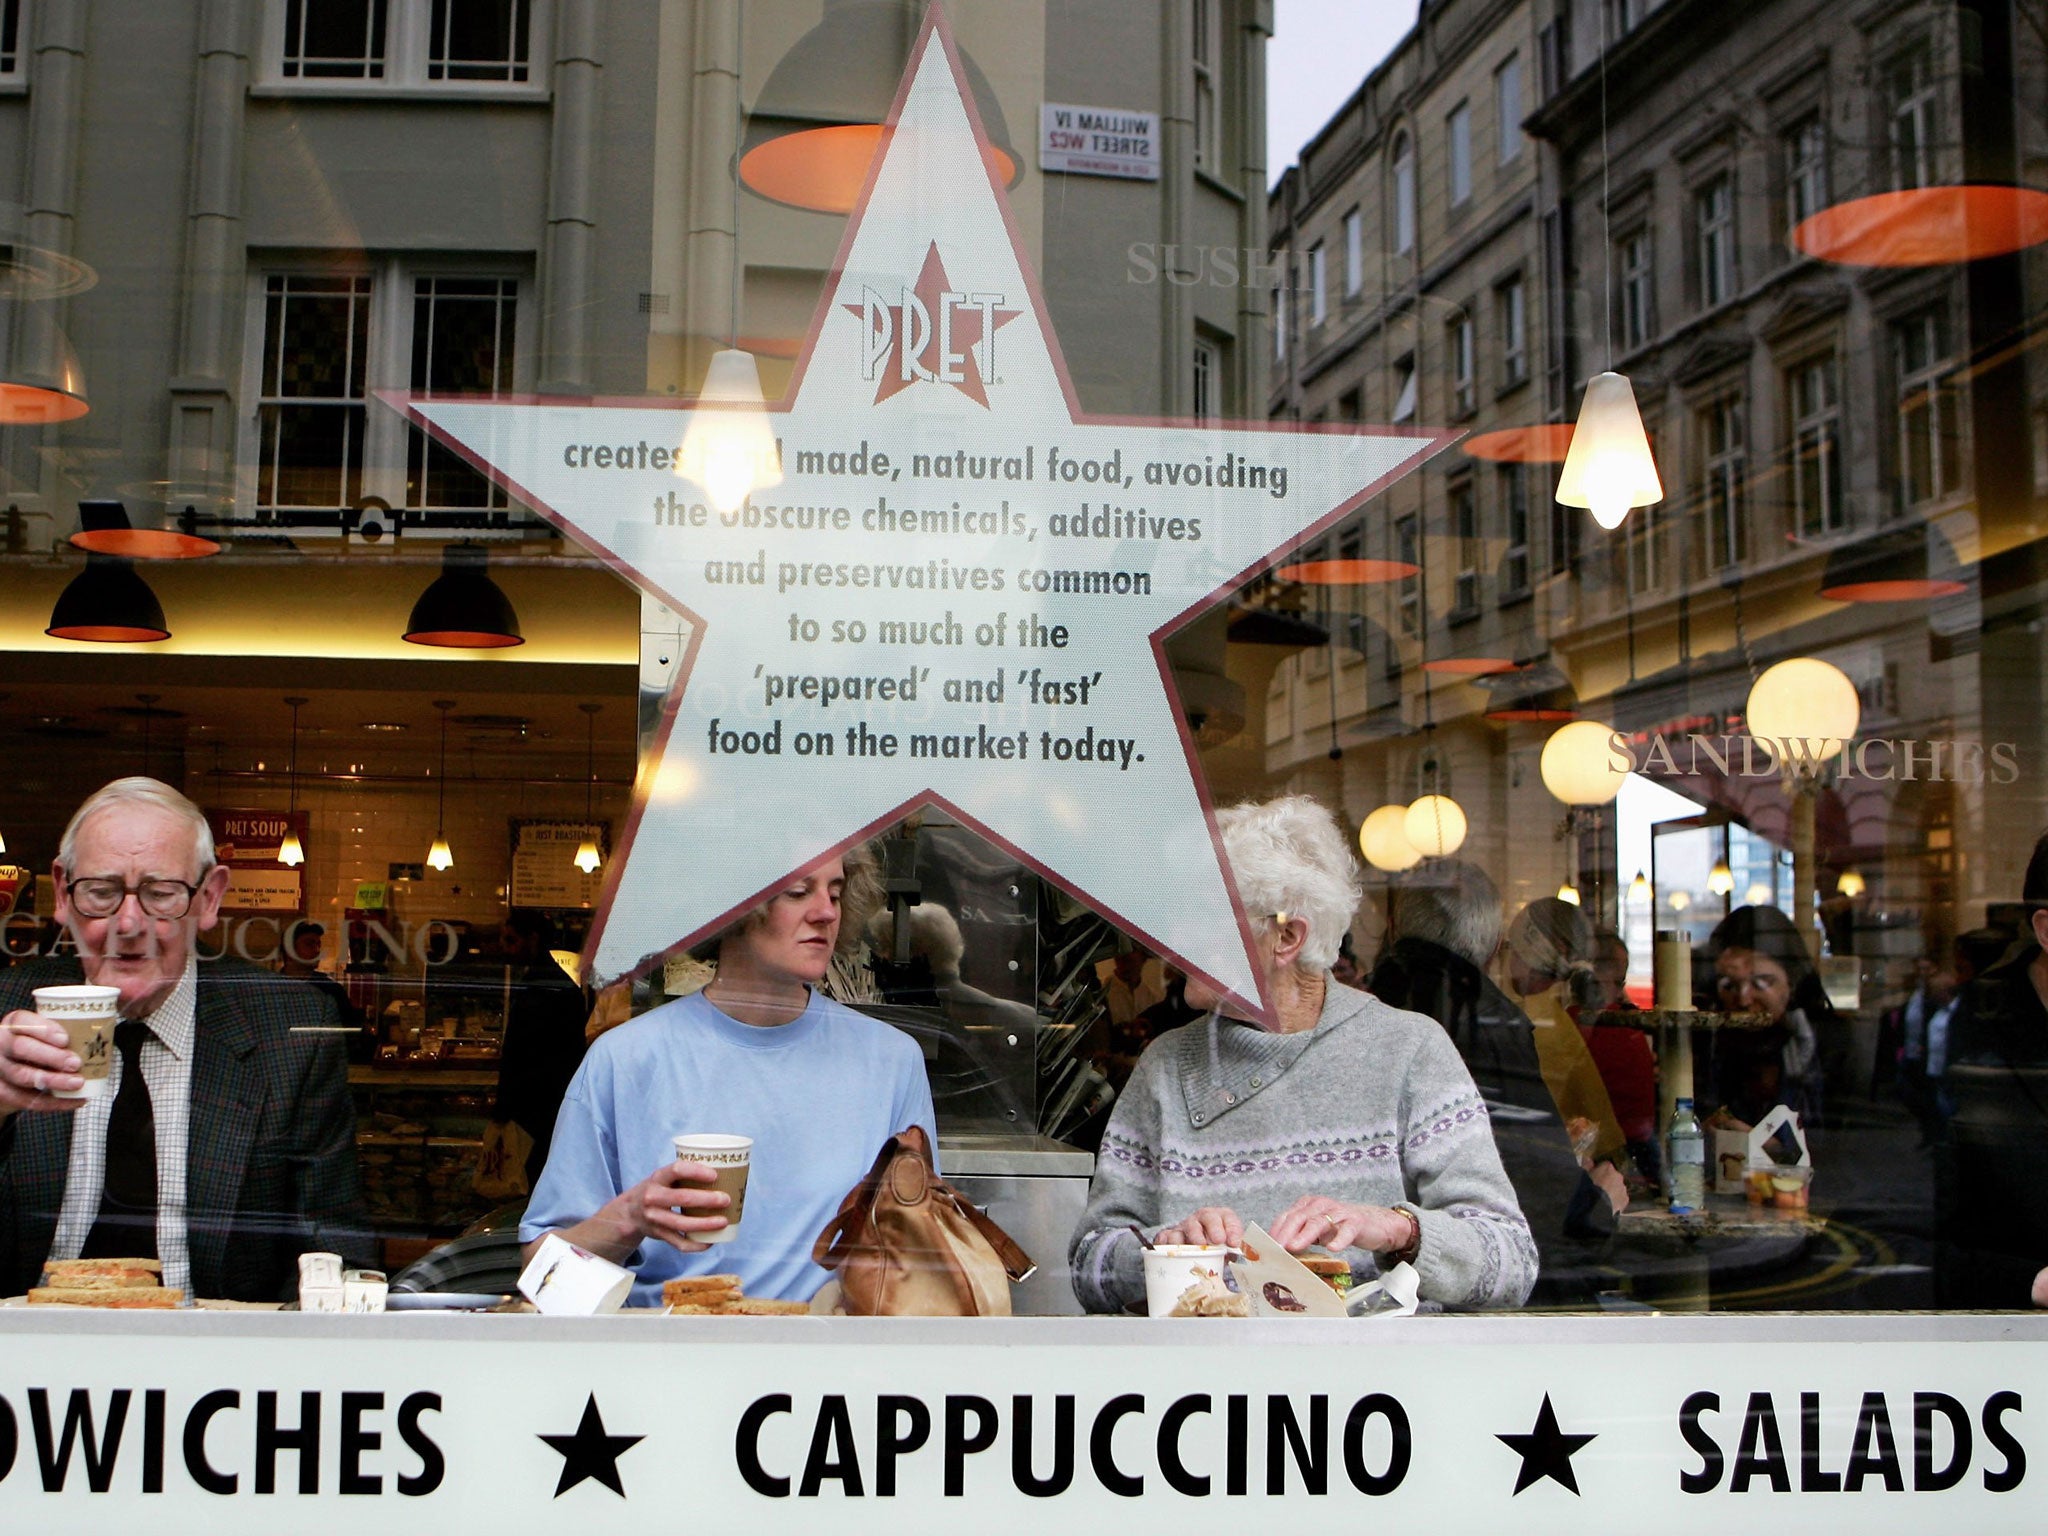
<box><xmin>672</xmin><ymin>1133</ymin><xmax>752</xmax><ymax>1245</ymax></box>
<box><xmin>518</xmin><ymin>1232</ymin><xmax>632</xmax><ymax>1315</ymax></box>
<box><xmin>1142</xmin><ymin>1243</ymin><xmax>1233</xmax><ymax>1317</ymax></box>
<box><xmin>31</xmin><ymin>984</ymin><xmax>119</xmax><ymax>1099</ymax></box>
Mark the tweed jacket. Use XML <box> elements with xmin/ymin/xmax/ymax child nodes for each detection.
<box><xmin>0</xmin><ymin>956</ymin><xmax>371</xmax><ymax>1301</ymax></box>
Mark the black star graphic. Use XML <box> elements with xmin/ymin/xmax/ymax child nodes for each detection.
<box><xmin>538</xmin><ymin>1394</ymin><xmax>644</xmax><ymax>1498</ymax></box>
<box><xmin>1495</xmin><ymin>1394</ymin><xmax>1597</xmax><ymax>1495</ymax></box>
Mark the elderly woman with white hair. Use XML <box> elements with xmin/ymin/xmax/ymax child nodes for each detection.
<box><xmin>1069</xmin><ymin>796</ymin><xmax>1536</xmax><ymax>1312</ymax></box>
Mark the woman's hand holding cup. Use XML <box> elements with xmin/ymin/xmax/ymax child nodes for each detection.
<box><xmin>618</xmin><ymin>1159</ymin><xmax>731</xmax><ymax>1253</ymax></box>
<box><xmin>1155</xmin><ymin>1206</ymin><xmax>1243</xmax><ymax>1247</ymax></box>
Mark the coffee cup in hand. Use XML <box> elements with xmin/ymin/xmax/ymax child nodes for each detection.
<box><xmin>671</xmin><ymin>1133</ymin><xmax>751</xmax><ymax>1244</ymax></box>
<box><xmin>31</xmin><ymin>985</ymin><xmax>119</xmax><ymax>1099</ymax></box>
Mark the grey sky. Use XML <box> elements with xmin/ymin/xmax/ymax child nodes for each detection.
<box><xmin>1267</xmin><ymin>0</ymin><xmax>1419</xmax><ymax>187</ymax></box>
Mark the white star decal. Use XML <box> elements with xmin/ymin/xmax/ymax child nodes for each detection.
<box><xmin>394</xmin><ymin>11</ymin><xmax>1451</xmax><ymax>1016</ymax></box>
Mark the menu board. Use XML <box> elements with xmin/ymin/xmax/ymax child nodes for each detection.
<box><xmin>206</xmin><ymin>808</ymin><xmax>308</xmax><ymax>914</ymax></box>
<box><xmin>510</xmin><ymin>819</ymin><xmax>608</xmax><ymax>910</ymax></box>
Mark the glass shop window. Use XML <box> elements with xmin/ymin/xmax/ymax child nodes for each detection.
<box><xmin>1498</xmin><ymin>463</ymin><xmax>1531</xmax><ymax>598</ymax></box>
<box><xmin>1698</xmin><ymin>393</ymin><xmax>1749</xmax><ymax>569</ymax></box>
<box><xmin>271</xmin><ymin>0</ymin><xmax>536</xmax><ymax>87</ymax></box>
<box><xmin>1618</xmin><ymin>227</ymin><xmax>1653</xmax><ymax>350</ymax></box>
<box><xmin>1788</xmin><ymin>352</ymin><xmax>1845</xmax><ymax>537</ymax></box>
<box><xmin>1895</xmin><ymin>307</ymin><xmax>1963</xmax><ymax>510</ymax></box>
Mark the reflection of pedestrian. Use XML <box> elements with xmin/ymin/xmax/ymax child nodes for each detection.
<box><xmin>1580</xmin><ymin>929</ymin><xmax>1660</xmax><ymax>1183</ymax></box>
<box><xmin>494</xmin><ymin>911</ymin><xmax>589</xmax><ymax>1188</ymax></box>
<box><xmin>1937</xmin><ymin>835</ymin><xmax>2048</xmax><ymax>1308</ymax></box>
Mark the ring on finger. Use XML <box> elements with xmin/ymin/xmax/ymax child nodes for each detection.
<box><xmin>1323</xmin><ymin>1212</ymin><xmax>1340</xmax><ymax>1234</ymax></box>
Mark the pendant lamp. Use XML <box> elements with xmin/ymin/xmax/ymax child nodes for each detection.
<box><xmin>1837</xmin><ymin>869</ymin><xmax>1866</xmax><ymax>898</ymax></box>
<box><xmin>1539</xmin><ymin>719</ymin><xmax>1630</xmax><ymax>807</ymax></box>
<box><xmin>574</xmin><ymin>702</ymin><xmax>603</xmax><ymax>874</ymax></box>
<box><xmin>1360</xmin><ymin>804</ymin><xmax>1422</xmax><ymax>872</ymax></box>
<box><xmin>739</xmin><ymin>0</ymin><xmax>1022</xmax><ymax>215</ymax></box>
<box><xmin>46</xmin><ymin>554</ymin><xmax>170</xmax><ymax>642</ymax></box>
<box><xmin>1707</xmin><ymin>856</ymin><xmax>1734</xmax><ymax>897</ymax></box>
<box><xmin>1629</xmin><ymin>869</ymin><xmax>1650</xmax><ymax>902</ymax></box>
<box><xmin>70</xmin><ymin>498</ymin><xmax>218</xmax><ymax>560</ymax></box>
<box><xmin>1404</xmin><ymin>794</ymin><xmax>1467</xmax><ymax>859</ymax></box>
<box><xmin>1744</xmin><ymin>658</ymin><xmax>1859</xmax><ymax>765</ymax></box>
<box><xmin>675</xmin><ymin>349</ymin><xmax>784</xmax><ymax>514</ymax></box>
<box><xmin>1818</xmin><ymin>523</ymin><xmax>1966</xmax><ymax>603</ymax></box>
<box><xmin>426</xmin><ymin>701</ymin><xmax>455</xmax><ymax>872</ymax></box>
<box><xmin>278</xmin><ymin>697</ymin><xmax>307</xmax><ymax>868</ymax></box>
<box><xmin>1555</xmin><ymin>372</ymin><xmax>1663</xmax><ymax>530</ymax></box>
<box><xmin>0</xmin><ymin>308</ymin><xmax>88</xmax><ymax>424</ymax></box>
<box><xmin>404</xmin><ymin>544</ymin><xmax>524</xmax><ymax>648</ymax></box>
<box><xmin>1556</xmin><ymin>883</ymin><xmax>1581</xmax><ymax>906</ymax></box>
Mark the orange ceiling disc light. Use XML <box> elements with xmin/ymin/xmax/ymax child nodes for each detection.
<box><xmin>1817</xmin><ymin>523</ymin><xmax>1968</xmax><ymax>602</ymax></box>
<box><xmin>1422</xmin><ymin>656</ymin><xmax>1525</xmax><ymax>676</ymax></box>
<box><xmin>1275</xmin><ymin>557</ymin><xmax>1419</xmax><ymax>585</ymax></box>
<box><xmin>1462</xmin><ymin>423</ymin><xmax>1575</xmax><ymax>462</ymax></box>
<box><xmin>739</xmin><ymin>0</ymin><xmax>1022</xmax><ymax>215</ymax></box>
<box><xmin>1793</xmin><ymin>185</ymin><xmax>2048</xmax><ymax>267</ymax></box>
<box><xmin>69</xmin><ymin>499</ymin><xmax>219</xmax><ymax>560</ymax></box>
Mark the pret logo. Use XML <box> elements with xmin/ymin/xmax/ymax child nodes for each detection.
<box><xmin>849</xmin><ymin>241</ymin><xmax>1019</xmax><ymax>407</ymax></box>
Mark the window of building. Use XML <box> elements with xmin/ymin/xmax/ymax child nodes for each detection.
<box><xmin>1447</xmin><ymin>101</ymin><xmax>1473</xmax><ymax>207</ymax></box>
<box><xmin>1497</xmin><ymin>277</ymin><xmax>1527</xmax><ymax>388</ymax></box>
<box><xmin>1784</xmin><ymin>115</ymin><xmax>1828</xmax><ymax>238</ymax></box>
<box><xmin>1335</xmin><ymin>524</ymin><xmax>1363</xmax><ymax>666</ymax></box>
<box><xmin>1618</xmin><ymin>227</ymin><xmax>1653</xmax><ymax>350</ymax></box>
<box><xmin>1499</xmin><ymin>463</ymin><xmax>1530</xmax><ymax>596</ymax></box>
<box><xmin>1192</xmin><ymin>338</ymin><xmax>1216</xmax><ymax>422</ymax></box>
<box><xmin>1549</xmin><ymin>481</ymin><xmax>1580</xmax><ymax>576</ymax></box>
<box><xmin>1895</xmin><ymin>307</ymin><xmax>1961</xmax><ymax>509</ymax></box>
<box><xmin>1789</xmin><ymin>353</ymin><xmax>1844</xmax><ymax>536</ymax></box>
<box><xmin>1391</xmin><ymin>132</ymin><xmax>1416</xmax><ymax>255</ymax></box>
<box><xmin>1391</xmin><ymin>353</ymin><xmax>1418</xmax><ymax>422</ymax></box>
<box><xmin>1337</xmin><ymin>388</ymin><xmax>1361</xmax><ymax>423</ymax></box>
<box><xmin>1193</xmin><ymin>0</ymin><xmax>1220</xmax><ymax>173</ymax></box>
<box><xmin>1450</xmin><ymin>478</ymin><xmax>1480</xmax><ymax>616</ymax></box>
<box><xmin>0</xmin><ymin>0</ymin><xmax>24</xmax><ymax>77</ymax></box>
<box><xmin>1699</xmin><ymin>394</ymin><xmax>1748</xmax><ymax>568</ymax></box>
<box><xmin>1395</xmin><ymin>512</ymin><xmax>1421</xmax><ymax>637</ymax></box>
<box><xmin>1496</xmin><ymin>55</ymin><xmax>1523</xmax><ymax>164</ymax></box>
<box><xmin>251</xmin><ymin>266</ymin><xmax>524</xmax><ymax>522</ymax></box>
<box><xmin>1450</xmin><ymin>310</ymin><xmax>1475</xmax><ymax>417</ymax></box>
<box><xmin>1605</xmin><ymin>0</ymin><xmax>1647</xmax><ymax>40</ymax></box>
<box><xmin>1308</xmin><ymin>243</ymin><xmax>1327</xmax><ymax>326</ymax></box>
<box><xmin>270</xmin><ymin>0</ymin><xmax>540</xmax><ymax>88</ymax></box>
<box><xmin>1344</xmin><ymin>208</ymin><xmax>1363</xmax><ymax>296</ymax></box>
<box><xmin>1627</xmin><ymin>502</ymin><xmax>1668</xmax><ymax>594</ymax></box>
<box><xmin>1537</xmin><ymin>15</ymin><xmax>1571</xmax><ymax>101</ymax></box>
<box><xmin>1696</xmin><ymin>174</ymin><xmax>1735</xmax><ymax>308</ymax></box>
<box><xmin>255</xmin><ymin>274</ymin><xmax>372</xmax><ymax>511</ymax></box>
<box><xmin>1888</xmin><ymin>42</ymin><xmax>1938</xmax><ymax>192</ymax></box>
<box><xmin>1272</xmin><ymin>271</ymin><xmax>1287</xmax><ymax>361</ymax></box>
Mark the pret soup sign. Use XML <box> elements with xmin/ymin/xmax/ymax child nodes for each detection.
<box><xmin>0</xmin><ymin>1317</ymin><xmax>2040</xmax><ymax>1530</ymax></box>
<box><xmin>398</xmin><ymin>11</ymin><xmax>1451</xmax><ymax>1016</ymax></box>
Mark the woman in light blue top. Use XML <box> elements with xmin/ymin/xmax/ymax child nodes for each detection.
<box><xmin>521</xmin><ymin>844</ymin><xmax>936</xmax><ymax>1304</ymax></box>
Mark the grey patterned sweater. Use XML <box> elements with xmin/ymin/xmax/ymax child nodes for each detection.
<box><xmin>1070</xmin><ymin>980</ymin><xmax>1536</xmax><ymax>1312</ymax></box>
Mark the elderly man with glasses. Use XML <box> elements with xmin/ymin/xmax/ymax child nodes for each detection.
<box><xmin>0</xmin><ymin>777</ymin><xmax>368</xmax><ymax>1301</ymax></box>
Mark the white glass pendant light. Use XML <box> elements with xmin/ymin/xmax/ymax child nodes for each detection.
<box><xmin>676</xmin><ymin>349</ymin><xmax>784</xmax><ymax>514</ymax></box>
<box><xmin>1360</xmin><ymin>805</ymin><xmax>1423</xmax><ymax>872</ymax></box>
<box><xmin>1555</xmin><ymin>372</ymin><xmax>1662</xmax><ymax>531</ymax></box>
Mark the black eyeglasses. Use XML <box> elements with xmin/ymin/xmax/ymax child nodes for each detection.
<box><xmin>64</xmin><ymin>876</ymin><xmax>204</xmax><ymax>920</ymax></box>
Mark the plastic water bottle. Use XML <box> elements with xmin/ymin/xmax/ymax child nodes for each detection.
<box><xmin>1668</xmin><ymin>1098</ymin><xmax>1705</xmax><ymax>1213</ymax></box>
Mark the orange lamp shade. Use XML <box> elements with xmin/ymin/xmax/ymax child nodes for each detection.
<box><xmin>1793</xmin><ymin>185</ymin><xmax>2048</xmax><ymax>267</ymax></box>
<box><xmin>1463</xmin><ymin>423</ymin><xmax>1575</xmax><ymax>463</ymax></box>
<box><xmin>1422</xmin><ymin>657</ymin><xmax>1523</xmax><ymax>676</ymax></box>
<box><xmin>740</xmin><ymin>125</ymin><xmax>1017</xmax><ymax>216</ymax></box>
<box><xmin>1275</xmin><ymin>557</ymin><xmax>1419</xmax><ymax>585</ymax></box>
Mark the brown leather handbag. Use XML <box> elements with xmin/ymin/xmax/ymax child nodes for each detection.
<box><xmin>812</xmin><ymin>1125</ymin><xmax>1035</xmax><ymax>1316</ymax></box>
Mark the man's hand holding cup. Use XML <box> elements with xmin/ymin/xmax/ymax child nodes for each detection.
<box><xmin>0</xmin><ymin>1010</ymin><xmax>95</xmax><ymax>1119</ymax></box>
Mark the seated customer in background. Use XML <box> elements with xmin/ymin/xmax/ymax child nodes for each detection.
<box><xmin>521</xmin><ymin>844</ymin><xmax>936</xmax><ymax>1305</ymax></box>
<box><xmin>1368</xmin><ymin>862</ymin><xmax>1626</xmax><ymax>1307</ymax></box>
<box><xmin>1070</xmin><ymin>796</ymin><xmax>1534</xmax><ymax>1313</ymax></box>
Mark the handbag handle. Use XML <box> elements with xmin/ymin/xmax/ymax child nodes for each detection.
<box><xmin>810</xmin><ymin>1126</ymin><xmax>1036</xmax><ymax>1283</ymax></box>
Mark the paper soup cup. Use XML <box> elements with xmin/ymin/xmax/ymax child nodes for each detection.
<box><xmin>1142</xmin><ymin>1243</ymin><xmax>1233</xmax><ymax>1317</ymax></box>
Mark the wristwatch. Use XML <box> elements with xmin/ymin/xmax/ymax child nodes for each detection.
<box><xmin>1387</xmin><ymin>1204</ymin><xmax>1422</xmax><ymax>1265</ymax></box>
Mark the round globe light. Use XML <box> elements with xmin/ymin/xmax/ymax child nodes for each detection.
<box><xmin>1539</xmin><ymin>719</ymin><xmax>1631</xmax><ymax>807</ymax></box>
<box><xmin>1404</xmin><ymin>794</ymin><xmax>1468</xmax><ymax>859</ymax></box>
<box><xmin>1360</xmin><ymin>805</ymin><xmax>1422</xmax><ymax>872</ymax></box>
<box><xmin>1744</xmin><ymin>657</ymin><xmax>1860</xmax><ymax>763</ymax></box>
